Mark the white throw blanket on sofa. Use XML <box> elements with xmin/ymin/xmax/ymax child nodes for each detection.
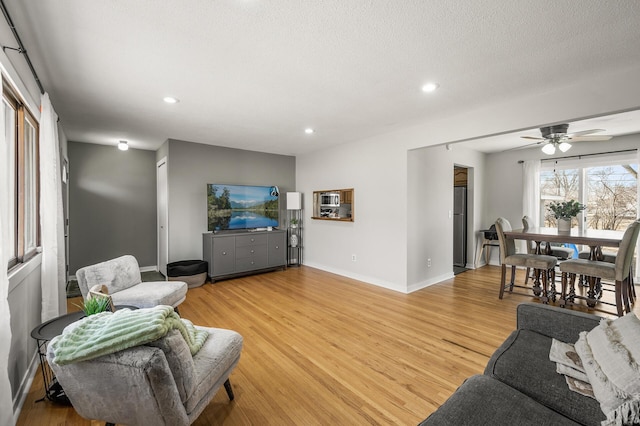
<box><xmin>552</xmin><ymin>312</ymin><xmax>640</xmax><ymax>426</ymax></box>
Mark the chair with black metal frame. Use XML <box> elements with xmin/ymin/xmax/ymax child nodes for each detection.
<box><xmin>495</xmin><ymin>217</ymin><xmax>558</xmax><ymax>302</ymax></box>
<box><xmin>559</xmin><ymin>219</ymin><xmax>640</xmax><ymax>316</ymax></box>
<box><xmin>475</xmin><ymin>225</ymin><xmax>500</xmax><ymax>267</ymax></box>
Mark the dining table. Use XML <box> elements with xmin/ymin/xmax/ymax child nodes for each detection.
<box><xmin>504</xmin><ymin>226</ymin><xmax>624</xmax><ymax>258</ymax></box>
<box><xmin>503</xmin><ymin>226</ymin><xmax>625</xmax><ymax>306</ymax></box>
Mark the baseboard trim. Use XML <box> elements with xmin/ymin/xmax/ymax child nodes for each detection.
<box><xmin>13</xmin><ymin>351</ymin><xmax>39</xmax><ymax>424</ymax></box>
<box><xmin>302</xmin><ymin>262</ymin><xmax>406</xmax><ymax>293</ymax></box>
<box><xmin>407</xmin><ymin>272</ymin><xmax>455</xmax><ymax>293</ymax></box>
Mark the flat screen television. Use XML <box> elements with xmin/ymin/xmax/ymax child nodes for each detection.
<box><xmin>207</xmin><ymin>184</ymin><xmax>280</xmax><ymax>232</ymax></box>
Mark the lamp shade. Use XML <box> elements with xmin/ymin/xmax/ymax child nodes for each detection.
<box><xmin>286</xmin><ymin>192</ymin><xmax>301</xmax><ymax>210</ymax></box>
<box><xmin>558</xmin><ymin>142</ymin><xmax>572</xmax><ymax>152</ymax></box>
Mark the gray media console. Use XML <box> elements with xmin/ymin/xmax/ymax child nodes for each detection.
<box><xmin>202</xmin><ymin>230</ymin><xmax>287</xmax><ymax>281</ymax></box>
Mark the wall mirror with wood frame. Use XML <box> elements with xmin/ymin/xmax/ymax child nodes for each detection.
<box><xmin>312</xmin><ymin>189</ymin><xmax>354</xmax><ymax>221</ymax></box>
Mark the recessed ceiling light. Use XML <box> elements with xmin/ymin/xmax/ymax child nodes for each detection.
<box><xmin>304</xmin><ymin>128</ymin><xmax>314</xmax><ymax>134</ymax></box>
<box><xmin>163</xmin><ymin>96</ymin><xmax>179</xmax><ymax>104</ymax></box>
<box><xmin>421</xmin><ymin>82</ymin><xmax>439</xmax><ymax>93</ymax></box>
<box><xmin>118</xmin><ymin>140</ymin><xmax>129</xmax><ymax>151</ymax></box>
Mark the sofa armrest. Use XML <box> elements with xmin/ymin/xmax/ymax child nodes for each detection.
<box><xmin>516</xmin><ymin>302</ymin><xmax>601</xmax><ymax>343</ymax></box>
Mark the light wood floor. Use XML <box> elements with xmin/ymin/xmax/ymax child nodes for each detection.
<box><xmin>17</xmin><ymin>265</ymin><xmax>630</xmax><ymax>425</ymax></box>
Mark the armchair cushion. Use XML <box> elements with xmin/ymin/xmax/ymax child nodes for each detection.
<box><xmin>110</xmin><ymin>281</ymin><xmax>187</xmax><ymax>308</ymax></box>
<box><xmin>76</xmin><ymin>255</ymin><xmax>188</xmax><ymax>309</ymax></box>
<box><xmin>185</xmin><ymin>326</ymin><xmax>244</xmax><ymax>417</ymax></box>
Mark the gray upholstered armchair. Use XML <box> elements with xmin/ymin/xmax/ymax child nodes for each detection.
<box><xmin>47</xmin><ymin>325</ymin><xmax>243</xmax><ymax>425</ymax></box>
<box><xmin>76</xmin><ymin>255</ymin><xmax>188</xmax><ymax>311</ymax></box>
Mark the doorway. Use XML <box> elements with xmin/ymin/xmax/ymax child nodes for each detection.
<box><xmin>453</xmin><ymin>166</ymin><xmax>468</xmax><ymax>274</ymax></box>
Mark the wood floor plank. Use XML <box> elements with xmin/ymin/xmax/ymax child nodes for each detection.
<box><xmin>17</xmin><ymin>265</ymin><xmax>630</xmax><ymax>425</ymax></box>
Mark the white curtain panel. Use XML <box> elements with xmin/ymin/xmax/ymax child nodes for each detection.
<box><xmin>1</xmin><ymin>92</ymin><xmax>16</xmax><ymax>425</ymax></box>
<box><xmin>522</xmin><ymin>160</ymin><xmax>541</xmax><ymax>226</ymax></box>
<box><xmin>39</xmin><ymin>93</ymin><xmax>65</xmax><ymax>322</ymax></box>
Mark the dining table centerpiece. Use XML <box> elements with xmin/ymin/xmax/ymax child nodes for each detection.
<box><xmin>548</xmin><ymin>200</ymin><xmax>585</xmax><ymax>232</ymax></box>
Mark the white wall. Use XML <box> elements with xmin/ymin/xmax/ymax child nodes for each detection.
<box><xmin>297</xmin><ymin>136</ymin><xmax>408</xmax><ymax>292</ymax></box>
<box><xmin>407</xmin><ymin>145</ymin><xmax>486</xmax><ymax>291</ymax></box>
<box><xmin>297</xmin><ymin>63</ymin><xmax>640</xmax><ymax>293</ymax></box>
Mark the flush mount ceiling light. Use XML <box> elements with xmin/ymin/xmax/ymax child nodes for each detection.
<box><xmin>304</xmin><ymin>128</ymin><xmax>314</xmax><ymax>134</ymax></box>
<box><xmin>421</xmin><ymin>82</ymin><xmax>439</xmax><ymax>93</ymax></box>
<box><xmin>118</xmin><ymin>140</ymin><xmax>129</xmax><ymax>151</ymax></box>
<box><xmin>163</xmin><ymin>96</ymin><xmax>179</xmax><ymax>104</ymax></box>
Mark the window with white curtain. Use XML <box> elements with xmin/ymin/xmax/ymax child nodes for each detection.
<box><xmin>3</xmin><ymin>78</ymin><xmax>40</xmax><ymax>270</ymax></box>
<box><xmin>3</xmin><ymin>97</ymin><xmax>16</xmax><ymax>266</ymax></box>
<box><xmin>539</xmin><ymin>151</ymin><xmax>638</xmax><ymax>231</ymax></box>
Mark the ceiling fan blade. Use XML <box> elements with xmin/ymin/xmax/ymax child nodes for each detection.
<box><xmin>566</xmin><ymin>128</ymin><xmax>605</xmax><ymax>137</ymax></box>
<box><xmin>521</xmin><ymin>136</ymin><xmax>544</xmax><ymax>141</ymax></box>
<box><xmin>504</xmin><ymin>141</ymin><xmax>542</xmax><ymax>152</ymax></box>
<box><xmin>569</xmin><ymin>135</ymin><xmax>613</xmax><ymax>142</ymax></box>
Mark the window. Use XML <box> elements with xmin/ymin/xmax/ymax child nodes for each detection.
<box><xmin>3</xmin><ymin>79</ymin><xmax>40</xmax><ymax>269</ymax></box>
<box><xmin>540</xmin><ymin>152</ymin><xmax>638</xmax><ymax>232</ymax></box>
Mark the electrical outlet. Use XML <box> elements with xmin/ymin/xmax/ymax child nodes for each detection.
<box><xmin>352</xmin><ymin>254</ymin><xmax>357</xmax><ymax>262</ymax></box>
<box><xmin>427</xmin><ymin>258</ymin><xmax>432</xmax><ymax>267</ymax></box>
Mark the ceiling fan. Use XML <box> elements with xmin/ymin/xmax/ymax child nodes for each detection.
<box><xmin>520</xmin><ymin>124</ymin><xmax>612</xmax><ymax>155</ymax></box>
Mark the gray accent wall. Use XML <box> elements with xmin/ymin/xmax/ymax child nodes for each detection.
<box><xmin>164</xmin><ymin>139</ymin><xmax>295</xmax><ymax>262</ymax></box>
<box><xmin>68</xmin><ymin>142</ymin><xmax>158</xmax><ymax>273</ymax></box>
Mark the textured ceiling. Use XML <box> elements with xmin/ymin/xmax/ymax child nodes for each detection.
<box><xmin>5</xmin><ymin>1</ymin><xmax>640</xmax><ymax>154</ymax></box>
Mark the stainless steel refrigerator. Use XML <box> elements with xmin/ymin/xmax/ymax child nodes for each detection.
<box><xmin>453</xmin><ymin>187</ymin><xmax>467</xmax><ymax>267</ymax></box>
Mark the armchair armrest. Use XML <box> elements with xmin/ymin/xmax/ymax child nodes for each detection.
<box><xmin>516</xmin><ymin>302</ymin><xmax>601</xmax><ymax>343</ymax></box>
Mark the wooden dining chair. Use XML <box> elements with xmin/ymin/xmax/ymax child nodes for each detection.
<box><xmin>521</xmin><ymin>216</ymin><xmax>573</xmax><ymax>287</ymax></box>
<box><xmin>577</xmin><ymin>248</ymin><xmax>635</xmax><ymax>304</ymax></box>
<box><xmin>495</xmin><ymin>217</ymin><xmax>558</xmax><ymax>302</ymax></box>
<box><xmin>559</xmin><ymin>219</ymin><xmax>640</xmax><ymax>316</ymax></box>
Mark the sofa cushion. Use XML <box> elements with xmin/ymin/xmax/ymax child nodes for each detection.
<box><xmin>485</xmin><ymin>329</ymin><xmax>605</xmax><ymax>425</ymax></box>
<box><xmin>419</xmin><ymin>375</ymin><xmax>581</xmax><ymax>425</ymax></box>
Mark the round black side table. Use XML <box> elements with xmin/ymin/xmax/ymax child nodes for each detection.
<box><xmin>30</xmin><ymin>305</ymin><xmax>138</xmax><ymax>404</ymax></box>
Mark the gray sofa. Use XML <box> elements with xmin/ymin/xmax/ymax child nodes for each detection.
<box><xmin>420</xmin><ymin>302</ymin><xmax>605</xmax><ymax>425</ymax></box>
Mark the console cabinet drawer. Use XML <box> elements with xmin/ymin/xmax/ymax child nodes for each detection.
<box><xmin>235</xmin><ymin>234</ymin><xmax>268</xmax><ymax>247</ymax></box>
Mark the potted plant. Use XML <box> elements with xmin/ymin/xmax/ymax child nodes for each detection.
<box><xmin>75</xmin><ymin>296</ymin><xmax>112</xmax><ymax>316</ymax></box>
<box><xmin>548</xmin><ymin>200</ymin><xmax>585</xmax><ymax>232</ymax></box>
<box><xmin>290</xmin><ymin>218</ymin><xmax>299</xmax><ymax>228</ymax></box>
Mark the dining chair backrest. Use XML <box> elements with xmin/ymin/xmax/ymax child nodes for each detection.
<box><xmin>615</xmin><ymin>219</ymin><xmax>640</xmax><ymax>281</ymax></box>
<box><xmin>522</xmin><ymin>216</ymin><xmax>535</xmax><ymax>254</ymax></box>
<box><xmin>495</xmin><ymin>217</ymin><xmax>516</xmax><ymax>262</ymax></box>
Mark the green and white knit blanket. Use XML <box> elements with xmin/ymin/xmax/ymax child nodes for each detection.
<box><xmin>50</xmin><ymin>305</ymin><xmax>208</xmax><ymax>365</ymax></box>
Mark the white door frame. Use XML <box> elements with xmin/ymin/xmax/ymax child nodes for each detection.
<box><xmin>157</xmin><ymin>157</ymin><xmax>169</xmax><ymax>276</ymax></box>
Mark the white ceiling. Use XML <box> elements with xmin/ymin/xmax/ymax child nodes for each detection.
<box><xmin>5</xmin><ymin>1</ymin><xmax>640</xmax><ymax>155</ymax></box>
